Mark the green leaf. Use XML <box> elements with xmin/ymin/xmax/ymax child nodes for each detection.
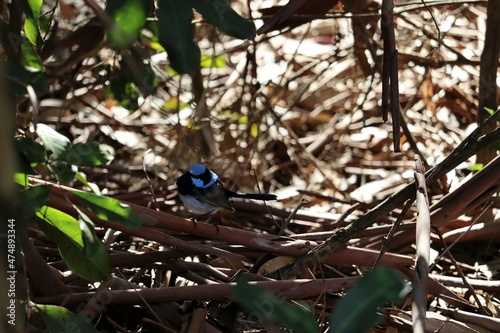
<box><xmin>16</xmin><ymin>136</ymin><xmax>46</xmax><ymax>174</ymax></box>
<box><xmin>149</xmin><ymin>41</ymin><xmax>164</xmax><ymax>51</ymax></box>
<box><xmin>36</xmin><ymin>304</ymin><xmax>100</xmax><ymax>333</ymax></box>
<box><xmin>165</xmin><ymin>65</ymin><xmax>181</xmax><ymax>77</ymax></box>
<box><xmin>36</xmin><ymin>205</ymin><xmax>83</xmax><ymax>252</ymax></box>
<box><xmin>5</xmin><ymin>60</ymin><xmax>49</xmax><ymax>96</ymax></box>
<box><xmin>75</xmin><ymin>172</ymin><xmax>101</xmax><ymax>195</ymax></box>
<box><xmin>156</xmin><ymin>0</ymin><xmax>201</xmax><ymax>75</ymax></box>
<box><xmin>16</xmin><ymin>149</ymin><xmax>37</xmax><ymax>174</ymax></box>
<box><xmin>200</xmin><ymin>54</ymin><xmax>226</xmax><ymax>68</ymax></box>
<box><xmin>188</xmin><ymin>0</ymin><xmax>255</xmax><ymax>39</ymax></box>
<box><xmin>109</xmin><ymin>74</ymin><xmax>140</xmax><ymax>110</ymax></box>
<box><xmin>105</xmin><ymin>0</ymin><xmax>153</xmax><ymax>46</ymax></box>
<box><xmin>330</xmin><ymin>267</ymin><xmax>409</xmax><ymax>333</ymax></box>
<box><xmin>235</xmin><ymin>277</ymin><xmax>319</xmax><ymax>333</ymax></box>
<box><xmin>76</xmin><ymin>208</ymin><xmax>111</xmax><ymax>271</ymax></box>
<box><xmin>250</xmin><ymin>123</ymin><xmax>259</xmax><ymax>138</ymax></box>
<box><xmin>23</xmin><ymin>0</ymin><xmax>43</xmax><ymax>46</ymax></box>
<box><xmin>36</xmin><ymin>124</ymin><xmax>71</xmax><ymax>159</ymax></box>
<box><xmin>14</xmin><ymin>173</ymin><xmax>29</xmax><ymax>187</ymax></box>
<box><xmin>467</xmin><ymin>163</ymin><xmax>484</xmax><ymax>171</ymax></box>
<box><xmin>124</xmin><ymin>46</ymin><xmax>158</xmax><ymax>95</ymax></box>
<box><xmin>13</xmin><ymin>184</ymin><xmax>51</xmax><ymax>219</ymax></box>
<box><xmin>238</xmin><ymin>115</ymin><xmax>249</xmax><ymax>124</ymax></box>
<box><xmin>21</xmin><ymin>39</ymin><xmax>44</xmax><ymax>70</ymax></box>
<box><xmin>162</xmin><ymin>96</ymin><xmax>189</xmax><ymax>111</ymax></box>
<box><xmin>20</xmin><ymin>184</ymin><xmax>51</xmax><ymax>216</ymax></box>
<box><xmin>72</xmin><ymin>191</ymin><xmax>142</xmax><ymax>228</ymax></box>
<box><xmin>36</xmin><ymin>206</ymin><xmax>111</xmax><ymax>281</ymax></box>
<box><xmin>62</xmin><ymin>142</ymin><xmax>113</xmax><ymax>167</ymax></box>
<box><xmin>16</xmin><ymin>137</ymin><xmax>46</xmax><ymax>163</ymax></box>
<box><xmin>48</xmin><ymin>161</ymin><xmax>77</xmax><ymax>183</ymax></box>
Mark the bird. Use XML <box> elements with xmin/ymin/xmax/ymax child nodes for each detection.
<box><xmin>176</xmin><ymin>163</ymin><xmax>277</xmax><ymax>215</ymax></box>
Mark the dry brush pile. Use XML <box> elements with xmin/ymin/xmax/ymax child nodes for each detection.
<box><xmin>9</xmin><ymin>0</ymin><xmax>500</xmax><ymax>332</ymax></box>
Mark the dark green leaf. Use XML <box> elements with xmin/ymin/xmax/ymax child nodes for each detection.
<box><xmin>48</xmin><ymin>161</ymin><xmax>77</xmax><ymax>183</ymax></box>
<box><xmin>105</xmin><ymin>0</ymin><xmax>153</xmax><ymax>46</ymax></box>
<box><xmin>109</xmin><ymin>74</ymin><xmax>140</xmax><ymax>110</ymax></box>
<box><xmin>16</xmin><ymin>152</ymin><xmax>37</xmax><ymax>174</ymax></box>
<box><xmin>235</xmin><ymin>277</ymin><xmax>319</xmax><ymax>333</ymax></box>
<box><xmin>72</xmin><ymin>191</ymin><xmax>142</xmax><ymax>228</ymax></box>
<box><xmin>5</xmin><ymin>60</ymin><xmax>49</xmax><ymax>96</ymax></box>
<box><xmin>36</xmin><ymin>124</ymin><xmax>71</xmax><ymax>159</ymax></box>
<box><xmin>156</xmin><ymin>0</ymin><xmax>201</xmax><ymax>75</ymax></box>
<box><xmin>188</xmin><ymin>0</ymin><xmax>255</xmax><ymax>39</ymax></box>
<box><xmin>36</xmin><ymin>304</ymin><xmax>101</xmax><ymax>333</ymax></box>
<box><xmin>16</xmin><ymin>137</ymin><xmax>46</xmax><ymax>174</ymax></box>
<box><xmin>330</xmin><ymin>267</ymin><xmax>409</xmax><ymax>333</ymax></box>
<box><xmin>36</xmin><ymin>206</ymin><xmax>111</xmax><ymax>281</ymax></box>
<box><xmin>62</xmin><ymin>142</ymin><xmax>113</xmax><ymax>167</ymax></box>
<box><xmin>21</xmin><ymin>39</ymin><xmax>43</xmax><ymax>70</ymax></box>
<box><xmin>76</xmin><ymin>208</ymin><xmax>111</xmax><ymax>271</ymax></box>
<box><xmin>18</xmin><ymin>184</ymin><xmax>51</xmax><ymax>217</ymax></box>
<box><xmin>17</xmin><ymin>137</ymin><xmax>46</xmax><ymax>163</ymax></box>
<box><xmin>118</xmin><ymin>46</ymin><xmax>158</xmax><ymax>96</ymax></box>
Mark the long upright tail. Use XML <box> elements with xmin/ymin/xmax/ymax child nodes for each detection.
<box><xmin>226</xmin><ymin>190</ymin><xmax>277</xmax><ymax>201</ymax></box>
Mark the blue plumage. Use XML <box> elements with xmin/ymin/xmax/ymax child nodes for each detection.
<box><xmin>176</xmin><ymin>164</ymin><xmax>277</xmax><ymax>215</ymax></box>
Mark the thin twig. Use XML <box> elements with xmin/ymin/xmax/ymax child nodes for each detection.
<box><xmin>279</xmin><ymin>197</ymin><xmax>310</xmax><ymax>236</ymax></box>
<box><xmin>373</xmin><ymin>199</ymin><xmax>414</xmax><ymax>268</ymax></box>
<box><xmin>431</xmin><ymin>218</ymin><xmax>492</xmax><ymax>316</ymax></box>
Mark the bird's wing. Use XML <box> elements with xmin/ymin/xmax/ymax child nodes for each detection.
<box><xmin>192</xmin><ymin>181</ymin><xmax>234</xmax><ymax>211</ymax></box>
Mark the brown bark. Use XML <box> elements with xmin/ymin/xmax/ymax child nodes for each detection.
<box><xmin>476</xmin><ymin>0</ymin><xmax>500</xmax><ymax>164</ymax></box>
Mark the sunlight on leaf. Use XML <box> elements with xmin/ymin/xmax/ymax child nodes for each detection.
<box><xmin>75</xmin><ymin>172</ymin><xmax>101</xmax><ymax>195</ymax></box>
<box><xmin>467</xmin><ymin>163</ymin><xmax>484</xmax><ymax>171</ymax></box>
<box><xmin>13</xmin><ymin>173</ymin><xmax>29</xmax><ymax>187</ymax></box>
<box><xmin>250</xmin><ymin>123</ymin><xmax>259</xmax><ymax>138</ymax></box>
<box><xmin>36</xmin><ymin>304</ymin><xmax>100</xmax><ymax>333</ymax></box>
<box><xmin>149</xmin><ymin>41</ymin><xmax>165</xmax><ymax>51</ymax></box>
<box><xmin>24</xmin><ymin>0</ymin><xmax>43</xmax><ymax>46</ymax></box>
<box><xmin>36</xmin><ymin>206</ymin><xmax>111</xmax><ymax>281</ymax></box>
<box><xmin>35</xmin><ymin>124</ymin><xmax>71</xmax><ymax>159</ymax></box>
<box><xmin>200</xmin><ymin>54</ymin><xmax>226</xmax><ymax>68</ymax></box>
<box><xmin>163</xmin><ymin>96</ymin><xmax>189</xmax><ymax>111</ymax></box>
<box><xmin>106</xmin><ymin>0</ymin><xmax>152</xmax><ymax>46</ymax></box>
<box><xmin>72</xmin><ymin>191</ymin><xmax>142</xmax><ymax>228</ymax></box>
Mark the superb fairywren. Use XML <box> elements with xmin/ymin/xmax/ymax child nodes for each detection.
<box><xmin>176</xmin><ymin>164</ymin><xmax>277</xmax><ymax>215</ymax></box>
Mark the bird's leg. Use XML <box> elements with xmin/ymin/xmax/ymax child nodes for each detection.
<box><xmin>192</xmin><ymin>213</ymin><xmax>211</xmax><ymax>229</ymax></box>
<box><xmin>189</xmin><ymin>217</ymin><xmax>198</xmax><ymax>229</ymax></box>
<box><xmin>205</xmin><ymin>214</ymin><xmax>220</xmax><ymax>234</ymax></box>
